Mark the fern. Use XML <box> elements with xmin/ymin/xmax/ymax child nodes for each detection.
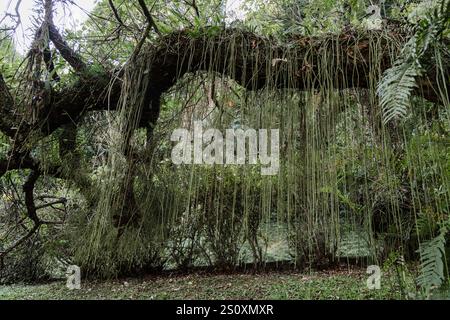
<box><xmin>416</xmin><ymin>224</ymin><xmax>448</xmax><ymax>293</ymax></box>
<box><xmin>377</xmin><ymin>0</ymin><xmax>449</xmax><ymax>123</ymax></box>
<box><xmin>415</xmin><ymin>211</ymin><xmax>440</xmax><ymax>238</ymax></box>
<box><xmin>377</xmin><ymin>57</ymin><xmax>421</xmax><ymax>124</ymax></box>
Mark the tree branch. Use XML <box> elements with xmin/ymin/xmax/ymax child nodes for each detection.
<box><xmin>185</xmin><ymin>0</ymin><xmax>200</xmax><ymax>17</ymax></box>
<box><xmin>137</xmin><ymin>0</ymin><xmax>161</xmax><ymax>36</ymax></box>
<box><xmin>38</xmin><ymin>0</ymin><xmax>87</xmax><ymax>74</ymax></box>
<box><xmin>0</xmin><ymin>224</ymin><xmax>40</xmax><ymax>259</ymax></box>
<box><xmin>1</xmin><ymin>27</ymin><xmax>448</xmax><ymax>175</ymax></box>
<box><xmin>36</xmin><ymin>198</ymin><xmax>67</xmax><ymax>210</ymax></box>
<box><xmin>26</xmin><ymin>28</ymin><xmax>449</xmax><ymax>137</ymax></box>
<box><xmin>22</xmin><ymin>170</ymin><xmax>40</xmax><ymax>225</ymax></box>
<box><xmin>0</xmin><ymin>169</ymin><xmax>42</xmax><ymax>259</ymax></box>
<box><xmin>48</xmin><ymin>24</ymin><xmax>87</xmax><ymax>73</ymax></box>
<box><xmin>108</xmin><ymin>0</ymin><xmax>125</xmax><ymax>27</ymax></box>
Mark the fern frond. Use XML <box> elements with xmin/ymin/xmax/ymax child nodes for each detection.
<box><xmin>377</xmin><ymin>0</ymin><xmax>449</xmax><ymax>124</ymax></box>
<box><xmin>377</xmin><ymin>59</ymin><xmax>421</xmax><ymax>124</ymax></box>
<box><xmin>416</xmin><ymin>211</ymin><xmax>439</xmax><ymax>238</ymax></box>
<box><xmin>416</xmin><ymin>229</ymin><xmax>447</xmax><ymax>292</ymax></box>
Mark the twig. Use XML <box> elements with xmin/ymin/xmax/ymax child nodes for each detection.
<box><xmin>0</xmin><ymin>0</ymin><xmax>22</xmax><ymax>32</ymax></box>
<box><xmin>130</xmin><ymin>24</ymin><xmax>151</xmax><ymax>60</ymax></box>
<box><xmin>35</xmin><ymin>198</ymin><xmax>67</xmax><ymax>210</ymax></box>
<box><xmin>108</xmin><ymin>0</ymin><xmax>126</xmax><ymax>27</ymax></box>
<box><xmin>0</xmin><ymin>224</ymin><xmax>40</xmax><ymax>258</ymax></box>
<box><xmin>185</xmin><ymin>0</ymin><xmax>200</xmax><ymax>17</ymax></box>
<box><xmin>137</xmin><ymin>0</ymin><xmax>161</xmax><ymax>36</ymax></box>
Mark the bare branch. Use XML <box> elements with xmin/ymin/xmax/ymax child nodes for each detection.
<box><xmin>0</xmin><ymin>224</ymin><xmax>40</xmax><ymax>259</ymax></box>
<box><xmin>185</xmin><ymin>0</ymin><xmax>200</xmax><ymax>17</ymax></box>
<box><xmin>36</xmin><ymin>198</ymin><xmax>67</xmax><ymax>210</ymax></box>
<box><xmin>0</xmin><ymin>170</ymin><xmax>41</xmax><ymax>259</ymax></box>
<box><xmin>137</xmin><ymin>0</ymin><xmax>161</xmax><ymax>36</ymax></box>
<box><xmin>108</xmin><ymin>0</ymin><xmax>125</xmax><ymax>27</ymax></box>
<box><xmin>131</xmin><ymin>24</ymin><xmax>152</xmax><ymax>60</ymax></box>
<box><xmin>0</xmin><ymin>0</ymin><xmax>23</xmax><ymax>34</ymax></box>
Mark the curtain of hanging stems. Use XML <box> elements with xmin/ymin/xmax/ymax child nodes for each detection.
<box><xmin>72</xmin><ymin>30</ymin><xmax>448</xmax><ymax>278</ymax></box>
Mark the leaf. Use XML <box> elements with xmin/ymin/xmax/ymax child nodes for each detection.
<box><xmin>377</xmin><ymin>57</ymin><xmax>421</xmax><ymax>124</ymax></box>
<box><xmin>416</xmin><ymin>228</ymin><xmax>447</xmax><ymax>292</ymax></box>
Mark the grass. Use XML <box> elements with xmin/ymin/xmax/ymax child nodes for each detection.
<box><xmin>0</xmin><ymin>267</ymin><xmax>408</xmax><ymax>300</ymax></box>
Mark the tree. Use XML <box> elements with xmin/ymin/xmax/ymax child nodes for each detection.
<box><xmin>0</xmin><ymin>0</ymin><xmax>448</xmax><ymax>280</ymax></box>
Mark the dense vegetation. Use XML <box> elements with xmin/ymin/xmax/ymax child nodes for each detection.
<box><xmin>0</xmin><ymin>0</ymin><xmax>449</xmax><ymax>299</ymax></box>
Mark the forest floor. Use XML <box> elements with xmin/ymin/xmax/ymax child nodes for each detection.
<box><xmin>0</xmin><ymin>267</ymin><xmax>410</xmax><ymax>300</ymax></box>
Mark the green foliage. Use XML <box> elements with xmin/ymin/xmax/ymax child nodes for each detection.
<box><xmin>416</xmin><ymin>221</ymin><xmax>449</xmax><ymax>293</ymax></box>
<box><xmin>378</xmin><ymin>57</ymin><xmax>421</xmax><ymax>123</ymax></box>
<box><xmin>1</xmin><ymin>1</ymin><xmax>449</xmax><ymax>291</ymax></box>
<box><xmin>0</xmin><ymin>32</ymin><xmax>22</xmax><ymax>88</ymax></box>
<box><xmin>378</xmin><ymin>0</ymin><xmax>450</xmax><ymax>123</ymax></box>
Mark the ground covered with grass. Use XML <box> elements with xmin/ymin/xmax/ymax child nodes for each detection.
<box><xmin>0</xmin><ymin>267</ymin><xmax>408</xmax><ymax>300</ymax></box>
